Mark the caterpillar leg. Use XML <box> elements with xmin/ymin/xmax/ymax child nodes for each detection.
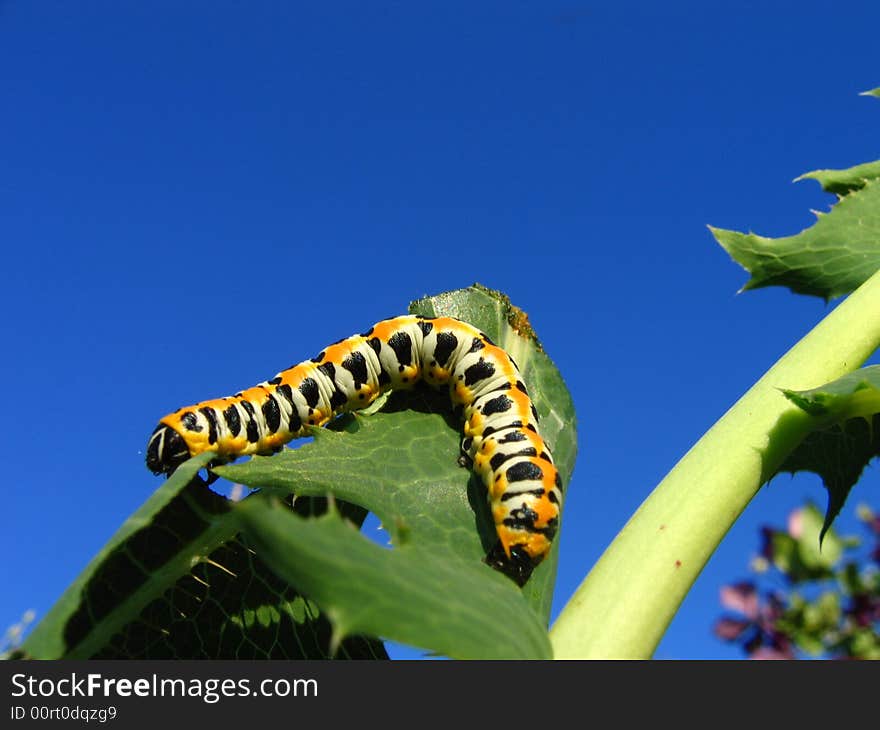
<box><xmin>457</xmin><ymin>435</ymin><xmax>473</xmax><ymax>468</ymax></box>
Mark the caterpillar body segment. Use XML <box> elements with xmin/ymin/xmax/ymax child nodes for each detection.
<box><xmin>146</xmin><ymin>315</ymin><xmax>562</xmax><ymax>584</ymax></box>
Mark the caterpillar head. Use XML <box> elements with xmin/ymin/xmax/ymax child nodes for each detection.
<box><xmin>146</xmin><ymin>424</ymin><xmax>191</xmax><ymax>475</ymax></box>
<box><xmin>485</xmin><ymin>541</ymin><xmax>543</xmax><ymax>587</ymax></box>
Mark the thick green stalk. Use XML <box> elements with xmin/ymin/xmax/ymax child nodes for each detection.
<box><xmin>550</xmin><ymin>268</ymin><xmax>880</xmax><ymax>659</ymax></box>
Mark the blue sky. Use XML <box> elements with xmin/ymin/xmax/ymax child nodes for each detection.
<box><xmin>2</xmin><ymin>1</ymin><xmax>878</xmax><ymax>660</ymax></box>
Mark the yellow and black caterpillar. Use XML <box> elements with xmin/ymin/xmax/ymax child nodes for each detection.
<box><xmin>146</xmin><ymin>315</ymin><xmax>562</xmax><ymax>584</ymax></box>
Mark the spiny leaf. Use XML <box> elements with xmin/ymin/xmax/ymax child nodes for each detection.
<box><xmin>220</xmin><ymin>402</ymin><xmax>493</xmax><ymax>565</ymax></box>
<box><xmin>796</xmin><ymin>160</ymin><xmax>880</xmax><ymax>196</ymax></box>
<box><xmin>19</xmin><ymin>453</ymin><xmax>384</xmax><ymax>659</ymax></box>
<box><xmin>782</xmin><ymin>366</ymin><xmax>880</xmax><ymax>419</ymax></box>
<box><xmin>777</xmin><ymin>366</ymin><xmax>880</xmax><ymax>542</ymax></box>
<box><xmin>236</xmin><ymin>495</ymin><xmax>553</xmax><ymax>659</ymax></box>
<box><xmin>710</xmin><ymin>178</ymin><xmax>880</xmax><ymax>300</ymax></box>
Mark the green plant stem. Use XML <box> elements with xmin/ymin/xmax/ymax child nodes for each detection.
<box><xmin>550</xmin><ymin>268</ymin><xmax>880</xmax><ymax>659</ymax></box>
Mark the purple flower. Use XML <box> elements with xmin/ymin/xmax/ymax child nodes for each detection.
<box><xmin>715</xmin><ymin>582</ymin><xmax>794</xmax><ymax>659</ymax></box>
<box><xmin>750</xmin><ymin>646</ymin><xmax>794</xmax><ymax>660</ymax></box>
<box><xmin>720</xmin><ymin>582</ymin><xmax>758</xmax><ymax>619</ymax></box>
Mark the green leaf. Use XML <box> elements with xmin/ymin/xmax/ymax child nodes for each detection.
<box><xmin>710</xmin><ymin>178</ymin><xmax>880</xmax><ymax>300</ymax></box>
<box><xmin>782</xmin><ymin>365</ymin><xmax>880</xmax><ymax>419</ymax></box>
<box><xmin>778</xmin><ymin>366</ymin><xmax>880</xmax><ymax>541</ymax></box>
<box><xmin>236</xmin><ymin>496</ymin><xmax>552</xmax><ymax>659</ymax></box>
<box><xmin>20</xmin><ymin>453</ymin><xmax>385</xmax><ymax>659</ymax></box>
<box><xmin>849</xmin><ymin>629</ymin><xmax>880</xmax><ymax>659</ymax></box>
<box><xmin>766</xmin><ymin>504</ymin><xmax>843</xmax><ymax>582</ymax></box>
<box><xmin>796</xmin><ymin>160</ymin><xmax>880</xmax><ymax>196</ymax></box>
<box><xmin>795</xmin><ymin>504</ymin><xmax>844</xmax><ymax>572</ymax></box>
<box><xmin>838</xmin><ymin>561</ymin><xmax>865</xmax><ymax>596</ymax></box>
<box><xmin>784</xmin><ymin>590</ymin><xmax>842</xmax><ymax>657</ymax></box>
<box><xmin>218</xmin><ymin>284</ymin><xmax>576</xmax><ymax>657</ymax></box>
<box><xmin>860</xmin><ymin>87</ymin><xmax>880</xmax><ymax>99</ymax></box>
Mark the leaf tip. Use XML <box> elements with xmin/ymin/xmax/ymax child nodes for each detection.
<box><xmin>779</xmin><ymin>387</ymin><xmax>828</xmax><ymax>416</ymax></box>
<box><xmin>793</xmin><ymin>169</ymin><xmax>831</xmax><ymax>188</ymax></box>
<box><xmin>328</xmin><ymin>621</ymin><xmax>346</xmax><ymax>657</ymax></box>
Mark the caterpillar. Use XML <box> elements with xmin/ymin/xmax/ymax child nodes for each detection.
<box><xmin>146</xmin><ymin>315</ymin><xmax>562</xmax><ymax>585</ymax></box>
